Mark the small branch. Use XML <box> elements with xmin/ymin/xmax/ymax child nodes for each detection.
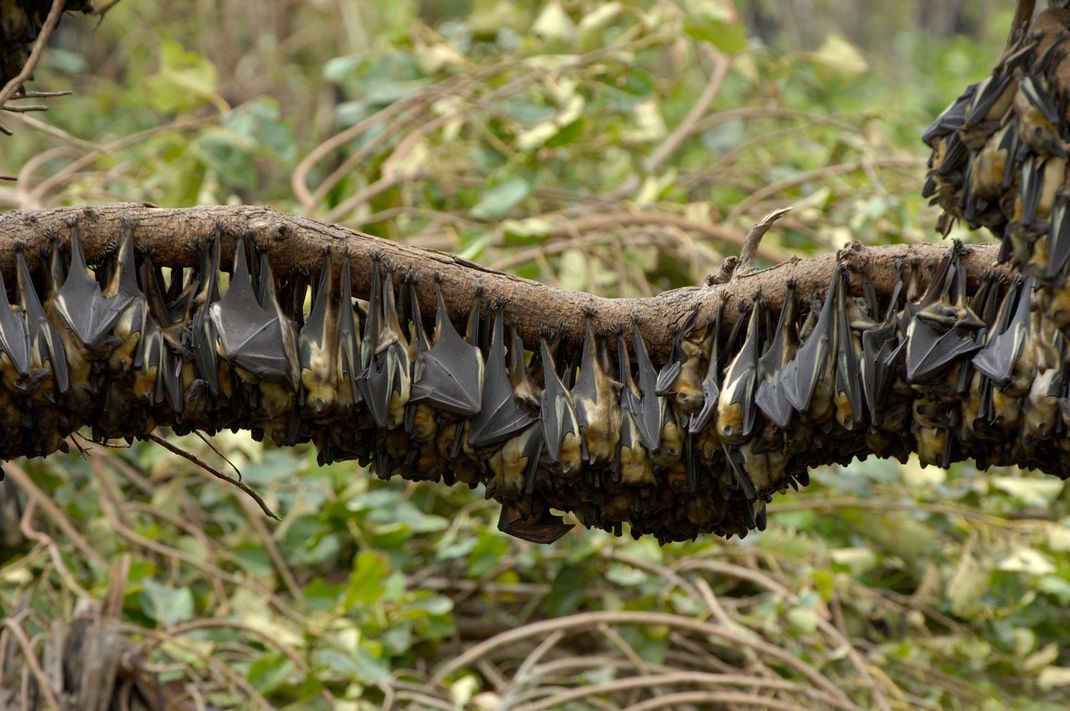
<box><xmin>643</xmin><ymin>46</ymin><xmax>730</xmax><ymax>174</ymax></box>
<box><xmin>2</xmin><ymin>461</ymin><xmax>108</xmax><ymax>570</ymax></box>
<box><xmin>146</xmin><ymin>433</ymin><xmax>279</xmax><ymax>520</ymax></box>
<box><xmin>0</xmin><ymin>0</ymin><xmax>66</xmax><ymax>108</ymax></box>
<box><xmin>733</xmin><ymin>206</ymin><xmax>791</xmax><ymax>279</ymax></box>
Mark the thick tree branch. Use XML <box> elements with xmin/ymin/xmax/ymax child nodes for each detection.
<box><xmin>0</xmin><ymin>203</ymin><xmax>1002</xmax><ymax>360</ymax></box>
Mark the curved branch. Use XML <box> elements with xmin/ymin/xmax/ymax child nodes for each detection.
<box><xmin>0</xmin><ymin>203</ymin><xmax>1001</xmax><ymax>359</ymax></box>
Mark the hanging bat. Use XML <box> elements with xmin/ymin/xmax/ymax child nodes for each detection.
<box><xmin>923</xmin><ymin>81</ymin><xmax>978</xmax><ymax>148</ymax></box>
<box><xmin>783</xmin><ymin>279</ymin><xmax>835</xmax><ymax>419</ymax></box>
<box><xmin>410</xmin><ymin>282</ymin><xmax>484</xmax><ymax>417</ymax></box>
<box><xmin>972</xmin><ymin>275</ymin><xmax>1032</xmax><ymax>386</ymax></box>
<box><xmin>103</xmin><ymin>224</ymin><xmax>149</xmax><ymax>374</ymax></box>
<box><xmin>299</xmin><ymin>254</ymin><xmax>340</xmax><ymax>415</ymax></box>
<box><xmin>833</xmin><ymin>268</ymin><xmax>865</xmax><ymax>430</ymax></box>
<box><xmin>655</xmin><ymin>311</ymin><xmax>706</xmax><ymax>415</ymax></box>
<box><xmin>51</xmin><ymin>222</ymin><xmax>132</xmax><ymax>354</ymax></box>
<box><xmin>961</xmin><ymin>43</ymin><xmax>1033</xmax><ymax>146</ymax></box>
<box><xmin>618</xmin><ymin>334</ymin><xmax>653</xmax><ymax>487</ymax></box>
<box><xmin>497</xmin><ymin>504</ymin><xmax>572</xmax><ymax>545</ymax></box>
<box><xmin>538</xmin><ymin>337</ymin><xmax>582</xmax><ymax>476</ymax></box>
<box><xmin>1047</xmin><ymin>195</ymin><xmax>1070</xmax><ymax>280</ymax></box>
<box><xmin>189</xmin><ymin>232</ymin><xmax>222</xmax><ymax>397</ymax></box>
<box><xmin>440</xmin><ymin>289</ymin><xmax>484</xmax><ymax>458</ymax></box>
<box><xmin>16</xmin><ymin>250</ymin><xmax>68</xmax><ymax>396</ymax></box>
<box><xmin>718</xmin><ymin>296</ymin><xmax>763</xmax><ymax>444</ymax></box>
<box><xmin>336</xmin><ymin>253</ymin><xmax>362</xmax><ymax>409</ymax></box>
<box><xmin>630</xmin><ymin>322</ymin><xmax>667</xmax><ymax>456</ymax></box>
<box><xmin>469</xmin><ymin>306</ymin><xmax>537</xmax><ymax>449</ymax></box>
<box><xmin>688</xmin><ymin>300</ymin><xmax>725</xmax><ymax>434</ymax></box>
<box><xmin>905</xmin><ymin>247</ymin><xmax>984</xmax><ymax>384</ymax></box>
<box><xmin>508</xmin><ymin>327</ymin><xmax>542</xmax><ymax>411</ymax></box>
<box><xmin>255</xmin><ymin>246</ymin><xmax>301</xmax><ymax>392</ymax></box>
<box><xmin>970</xmin><ymin>114</ymin><xmax>1019</xmax><ymax>200</ymax></box>
<box><xmin>488</xmin><ymin>421</ymin><xmax>542</xmax><ymax>499</ymax></box>
<box><xmin>209</xmin><ymin>236</ymin><xmax>295</xmax><ymax>384</ymax></box>
<box><xmin>0</xmin><ymin>266</ymin><xmax>31</xmax><ymax>390</ymax></box>
<box><xmin>652</xmin><ymin>408</ymin><xmax>685</xmax><ymax>469</ymax></box>
<box><xmin>571</xmin><ymin>315</ymin><xmax>621</xmax><ymax>466</ymax></box>
<box><xmin>356</xmin><ymin>260</ymin><xmax>393</xmax><ymax>428</ymax></box>
<box><xmin>721</xmin><ymin>442</ymin><xmax>757</xmax><ymax>504</ymax></box>
<box><xmin>1015</xmin><ymin>73</ymin><xmax>1066</xmax><ymax>157</ymax></box>
<box><xmin>402</xmin><ymin>283</ymin><xmax>438</xmax><ymax>442</ymax></box>
<box><xmin>377</xmin><ymin>271</ymin><xmax>414</xmax><ymax>430</ymax></box>
<box><xmin>755</xmin><ymin>281</ymin><xmax>797</xmax><ymax>429</ymax></box>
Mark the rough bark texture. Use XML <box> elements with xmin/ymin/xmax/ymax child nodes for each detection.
<box><xmin>0</xmin><ymin>203</ymin><xmax>1003</xmax><ymax>360</ymax></box>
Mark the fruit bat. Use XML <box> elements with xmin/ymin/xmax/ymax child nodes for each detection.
<box><xmin>570</xmin><ymin>316</ymin><xmax>621</xmax><ymax>465</ymax></box>
<box><xmin>103</xmin><ymin>224</ymin><xmax>149</xmax><ymax>374</ymax></box>
<box><xmin>1015</xmin><ymin>73</ymin><xmax>1066</xmax><ymax>157</ymax></box>
<box><xmin>508</xmin><ymin>327</ymin><xmax>541</xmax><ymax>411</ymax></box>
<box><xmin>1047</xmin><ymin>195</ymin><xmax>1070</xmax><ymax>279</ymax></box>
<box><xmin>209</xmin><ymin>236</ymin><xmax>294</xmax><ymax>383</ymax></box>
<box><xmin>361</xmin><ymin>270</ymin><xmax>413</xmax><ymax>430</ymax></box>
<box><xmin>961</xmin><ymin>43</ymin><xmax>1032</xmax><ymax>143</ymax></box>
<box><xmin>336</xmin><ymin>253</ymin><xmax>361</xmax><ymax>407</ymax></box>
<box><xmin>402</xmin><ymin>283</ymin><xmax>437</xmax><ymax>441</ymax></box>
<box><xmin>410</xmin><ymin>282</ymin><xmax>484</xmax><ymax>417</ymax></box>
<box><xmin>488</xmin><ymin>421</ymin><xmax>542</xmax><ymax>498</ymax></box>
<box><xmin>497</xmin><ymin>504</ymin><xmax>572</xmax><ymax>544</ymax></box>
<box><xmin>618</xmin><ymin>334</ymin><xmax>653</xmax><ymax>487</ymax></box>
<box><xmin>718</xmin><ymin>296</ymin><xmax>763</xmax><ymax>444</ymax></box>
<box><xmin>356</xmin><ymin>260</ymin><xmax>391</xmax><ymax>427</ymax></box>
<box><xmin>970</xmin><ymin>114</ymin><xmax>1019</xmax><ymax>200</ymax></box>
<box><xmin>630</xmin><ymin>322</ymin><xmax>666</xmax><ymax>454</ymax></box>
<box><xmin>783</xmin><ymin>280</ymin><xmax>834</xmax><ymax>416</ymax></box>
<box><xmin>860</xmin><ymin>272</ymin><xmax>904</xmax><ymax>426</ymax></box>
<box><xmin>972</xmin><ymin>275</ymin><xmax>1032</xmax><ymax>386</ymax></box>
<box><xmin>655</xmin><ymin>311</ymin><xmax>705</xmax><ymax>415</ymax></box>
<box><xmin>833</xmin><ymin>269</ymin><xmax>865</xmax><ymax>430</ymax></box>
<box><xmin>255</xmin><ymin>247</ymin><xmax>301</xmax><ymax>391</ymax></box>
<box><xmin>469</xmin><ymin>306</ymin><xmax>536</xmax><ymax>448</ymax></box>
<box><xmin>688</xmin><ymin>301</ymin><xmax>724</xmax><ymax>434</ymax></box>
<box><xmin>190</xmin><ymin>232</ymin><xmax>222</xmax><ymax>396</ymax></box>
<box><xmin>17</xmin><ymin>250</ymin><xmax>68</xmax><ymax>395</ymax></box>
<box><xmin>0</xmin><ymin>266</ymin><xmax>31</xmax><ymax>387</ymax></box>
<box><xmin>721</xmin><ymin>442</ymin><xmax>757</xmax><ymax>504</ymax></box>
<box><xmin>299</xmin><ymin>254</ymin><xmax>340</xmax><ymax>415</ymax></box>
<box><xmin>922</xmin><ymin>82</ymin><xmax>977</xmax><ymax>148</ymax></box>
<box><xmin>538</xmin><ymin>338</ymin><xmax>582</xmax><ymax>475</ymax></box>
<box><xmin>755</xmin><ymin>281</ymin><xmax>797</xmax><ymax>429</ymax></box>
<box><xmin>904</xmin><ymin>247</ymin><xmax>984</xmax><ymax>384</ymax></box>
<box><xmin>51</xmin><ymin>222</ymin><xmax>133</xmax><ymax>354</ymax></box>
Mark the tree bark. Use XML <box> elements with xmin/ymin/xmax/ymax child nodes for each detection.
<box><xmin>0</xmin><ymin>203</ymin><xmax>1002</xmax><ymax>360</ymax></box>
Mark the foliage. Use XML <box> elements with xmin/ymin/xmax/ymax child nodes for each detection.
<box><xmin>3</xmin><ymin>1</ymin><xmax>1070</xmax><ymax>708</ymax></box>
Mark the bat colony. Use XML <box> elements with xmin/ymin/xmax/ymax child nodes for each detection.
<box><xmin>3</xmin><ymin>11</ymin><xmax>1070</xmax><ymax>545</ymax></box>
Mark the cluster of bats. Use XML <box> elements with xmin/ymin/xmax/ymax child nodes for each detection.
<box><xmin>0</xmin><ymin>216</ymin><xmax>1064</xmax><ymax>544</ymax></box>
<box><xmin>3</xmin><ymin>8</ymin><xmax>1070</xmax><ymax>544</ymax></box>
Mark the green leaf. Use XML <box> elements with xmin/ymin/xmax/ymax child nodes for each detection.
<box><xmin>346</xmin><ymin>551</ymin><xmax>391</xmax><ymax>605</ymax></box>
<box><xmin>546</xmin><ymin>564</ymin><xmax>591</xmax><ymax>616</ymax></box>
<box><xmin>470</xmin><ymin>176</ymin><xmax>532</xmax><ymax>220</ymax></box>
<box><xmin>685</xmin><ymin>20</ymin><xmax>747</xmax><ymax>54</ymax></box>
<box><xmin>467</xmin><ymin>531</ymin><xmax>509</xmax><ymax>579</ymax></box>
<box><xmin>146</xmin><ymin>41</ymin><xmax>222</xmax><ymax>113</ymax></box>
<box><xmin>139</xmin><ymin>579</ymin><xmax>195</xmax><ymax>627</ymax></box>
<box><xmin>248</xmin><ymin>652</ymin><xmax>295</xmax><ymax>695</ymax></box>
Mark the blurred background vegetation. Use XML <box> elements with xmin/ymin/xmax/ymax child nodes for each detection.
<box><xmin>4</xmin><ymin>1</ymin><xmax>1070</xmax><ymax>709</ymax></box>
